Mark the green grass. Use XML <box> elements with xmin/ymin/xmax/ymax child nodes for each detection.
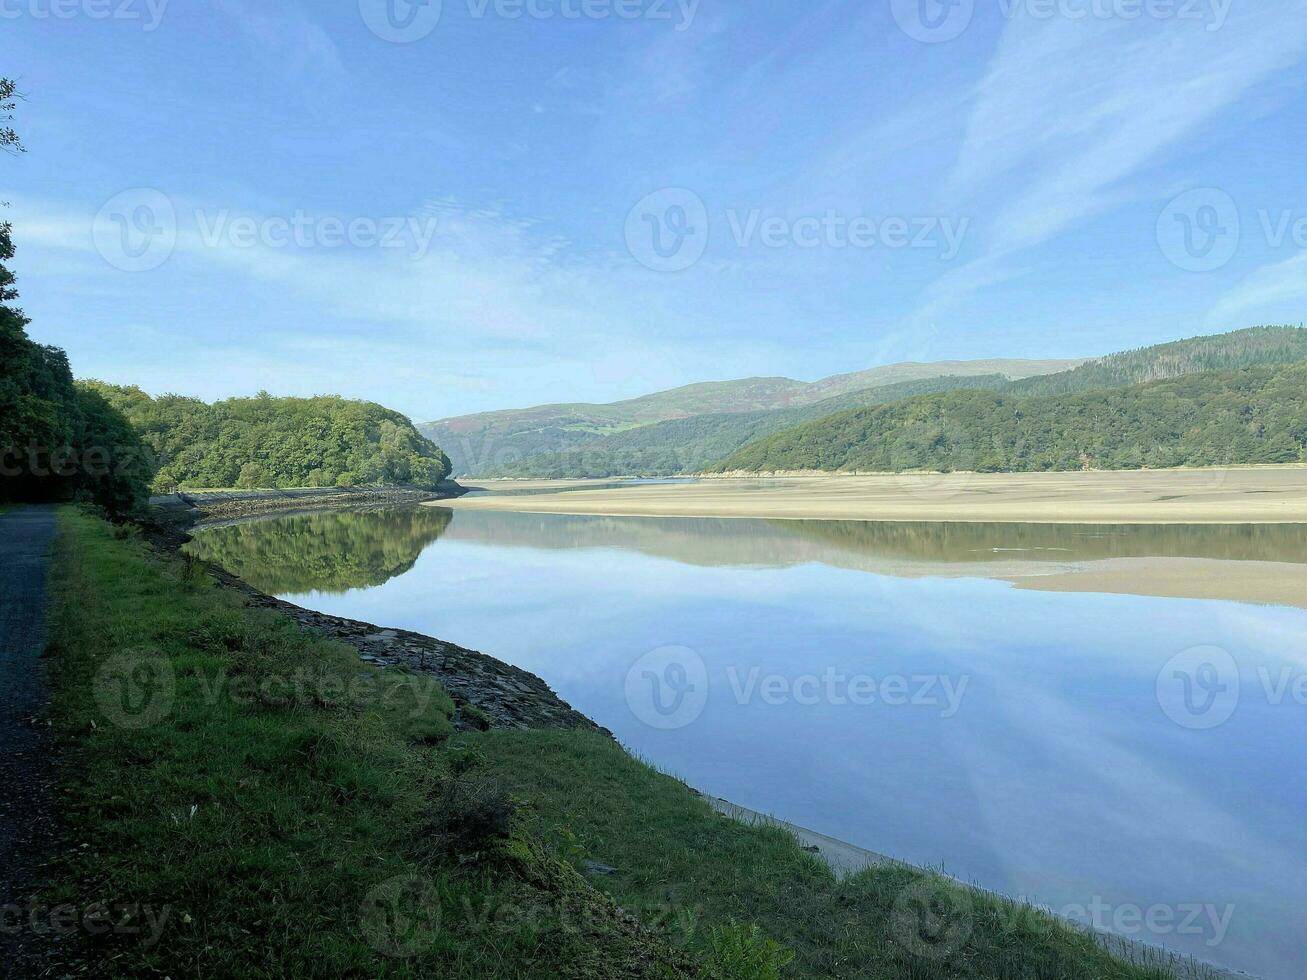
<box><xmin>42</xmin><ymin>507</ymin><xmax>1185</xmax><ymax>978</ymax></box>
<box><xmin>42</xmin><ymin>509</ymin><xmax>705</xmax><ymax>977</ymax></box>
<box><xmin>469</xmin><ymin>730</ymin><xmax>1185</xmax><ymax>980</ymax></box>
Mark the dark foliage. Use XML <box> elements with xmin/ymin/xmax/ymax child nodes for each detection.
<box><xmin>0</xmin><ymin>223</ymin><xmax>151</xmax><ymax>513</ymax></box>
<box><xmin>714</xmin><ymin>361</ymin><xmax>1307</xmax><ymax>473</ymax></box>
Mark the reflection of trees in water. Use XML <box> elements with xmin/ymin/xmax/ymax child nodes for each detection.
<box><xmin>776</xmin><ymin>520</ymin><xmax>1307</xmax><ymax>564</ymax></box>
<box><xmin>438</xmin><ymin>510</ymin><xmax>1307</xmax><ymax>567</ymax></box>
<box><xmin>188</xmin><ymin>507</ymin><xmax>452</xmax><ymax>594</ymax></box>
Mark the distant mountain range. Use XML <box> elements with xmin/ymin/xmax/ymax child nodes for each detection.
<box><xmin>422</xmin><ymin>359</ymin><xmax>1084</xmax><ymax>476</ymax></box>
<box><xmin>422</xmin><ymin>326</ymin><xmax>1307</xmax><ymax>479</ymax></box>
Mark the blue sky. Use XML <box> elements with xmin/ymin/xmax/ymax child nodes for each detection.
<box><xmin>5</xmin><ymin>0</ymin><xmax>1307</xmax><ymax>421</ymax></box>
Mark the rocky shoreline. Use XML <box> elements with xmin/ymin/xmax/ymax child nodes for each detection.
<box><xmin>152</xmin><ymin>482</ymin><xmax>466</xmax><ymax>521</ymax></box>
<box><xmin>147</xmin><ymin>500</ymin><xmax>608</xmax><ymax>737</ymax></box>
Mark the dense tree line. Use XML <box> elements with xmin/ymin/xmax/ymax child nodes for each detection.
<box><xmin>1007</xmin><ymin>325</ymin><xmax>1307</xmax><ymax>396</ymax></box>
<box><xmin>90</xmin><ymin>384</ymin><xmax>452</xmax><ymax>493</ymax></box>
<box><xmin>1</xmin><ymin>223</ymin><xmax>152</xmax><ymax>513</ymax></box>
<box><xmin>713</xmin><ymin>362</ymin><xmax>1307</xmax><ymax>474</ymax></box>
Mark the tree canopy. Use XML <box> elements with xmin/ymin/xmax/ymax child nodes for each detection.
<box><xmin>713</xmin><ymin>362</ymin><xmax>1307</xmax><ymax>474</ymax></box>
<box><xmin>89</xmin><ymin>384</ymin><xmax>451</xmax><ymax>492</ymax></box>
<box><xmin>1</xmin><ymin>223</ymin><xmax>152</xmax><ymax>512</ymax></box>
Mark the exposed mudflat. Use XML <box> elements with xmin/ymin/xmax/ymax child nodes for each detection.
<box><xmin>446</xmin><ymin>469</ymin><xmax>1307</xmax><ymax>524</ymax></box>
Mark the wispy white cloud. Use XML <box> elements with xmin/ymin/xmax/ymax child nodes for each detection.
<box><xmin>912</xmin><ymin>0</ymin><xmax>1307</xmax><ymax>324</ymax></box>
<box><xmin>1210</xmin><ymin>251</ymin><xmax>1307</xmax><ymax>324</ymax></box>
<box><xmin>212</xmin><ymin>0</ymin><xmax>346</xmax><ymax>80</ymax></box>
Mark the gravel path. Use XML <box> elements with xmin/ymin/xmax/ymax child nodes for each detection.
<box><xmin>0</xmin><ymin>506</ymin><xmax>58</xmax><ymax>976</ymax></box>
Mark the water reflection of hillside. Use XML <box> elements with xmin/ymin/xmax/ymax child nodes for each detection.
<box><xmin>192</xmin><ymin>506</ymin><xmax>1307</xmax><ymax>599</ymax></box>
<box><xmin>777</xmin><ymin>519</ymin><xmax>1307</xmax><ymax>564</ymax></box>
<box><xmin>434</xmin><ymin>509</ymin><xmax>1307</xmax><ymax>568</ymax></box>
<box><xmin>188</xmin><ymin>507</ymin><xmax>452</xmax><ymax>594</ymax></box>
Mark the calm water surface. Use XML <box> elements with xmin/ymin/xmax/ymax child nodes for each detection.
<box><xmin>190</xmin><ymin>507</ymin><xmax>1307</xmax><ymax>979</ymax></box>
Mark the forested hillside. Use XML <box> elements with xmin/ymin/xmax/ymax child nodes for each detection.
<box><xmin>1008</xmin><ymin>326</ymin><xmax>1307</xmax><ymax>396</ymax></box>
<box><xmin>475</xmin><ymin>327</ymin><xmax>1307</xmax><ymax>478</ymax></box>
<box><xmin>91</xmin><ymin>384</ymin><xmax>451</xmax><ymax>493</ymax></box>
<box><xmin>0</xmin><ymin>222</ymin><xmax>150</xmax><ymax>513</ymax></box>
<box><xmin>490</xmin><ymin>375</ymin><xmax>1012</xmax><ymax>478</ymax></box>
<box><xmin>424</xmin><ymin>359</ymin><xmax>1080</xmax><ymax>475</ymax></box>
<box><xmin>713</xmin><ymin>362</ymin><xmax>1307</xmax><ymax>474</ymax></box>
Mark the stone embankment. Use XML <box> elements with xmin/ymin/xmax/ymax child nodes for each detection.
<box><xmin>146</xmin><ymin>496</ymin><xmax>605</xmax><ymax>736</ymax></box>
<box><xmin>208</xmin><ymin>564</ymin><xmax>606</xmax><ymax>734</ymax></box>
<box><xmin>152</xmin><ymin>483</ymin><xmax>465</xmax><ymax>521</ymax></box>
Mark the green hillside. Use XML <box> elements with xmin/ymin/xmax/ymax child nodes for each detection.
<box><xmin>424</xmin><ymin>359</ymin><xmax>1082</xmax><ymax>476</ymax></box>
<box><xmin>713</xmin><ymin>361</ymin><xmax>1307</xmax><ymax>474</ymax></box>
<box><xmin>1007</xmin><ymin>325</ymin><xmax>1307</xmax><ymax>396</ymax></box>
<box><xmin>473</xmin><ymin>327</ymin><xmax>1307</xmax><ymax>478</ymax></box>
<box><xmin>89</xmin><ymin>384</ymin><xmax>451</xmax><ymax>493</ymax></box>
<box><xmin>489</xmin><ymin>375</ymin><xmax>1012</xmax><ymax>478</ymax></box>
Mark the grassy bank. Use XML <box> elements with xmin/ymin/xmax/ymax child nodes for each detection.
<box><xmin>40</xmin><ymin>506</ymin><xmax>1179</xmax><ymax>978</ymax></box>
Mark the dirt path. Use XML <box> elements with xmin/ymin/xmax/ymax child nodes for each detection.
<box><xmin>0</xmin><ymin>505</ymin><xmax>58</xmax><ymax>975</ymax></box>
